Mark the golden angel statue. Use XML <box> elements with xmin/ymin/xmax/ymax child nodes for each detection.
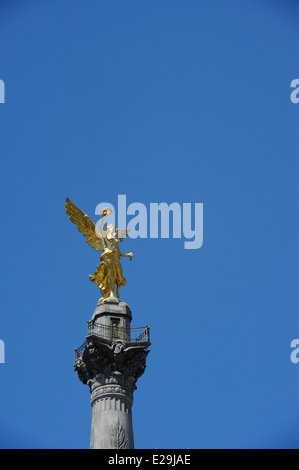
<box><xmin>65</xmin><ymin>198</ymin><xmax>133</xmax><ymax>302</ymax></box>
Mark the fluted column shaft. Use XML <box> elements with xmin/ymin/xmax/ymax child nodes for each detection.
<box><xmin>90</xmin><ymin>384</ymin><xmax>134</xmax><ymax>449</ymax></box>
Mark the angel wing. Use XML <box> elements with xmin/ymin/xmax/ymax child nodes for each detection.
<box><xmin>65</xmin><ymin>198</ymin><xmax>105</xmax><ymax>251</ymax></box>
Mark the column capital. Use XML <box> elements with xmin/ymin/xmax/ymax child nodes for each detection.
<box><xmin>74</xmin><ymin>335</ymin><xmax>150</xmax><ymax>393</ymax></box>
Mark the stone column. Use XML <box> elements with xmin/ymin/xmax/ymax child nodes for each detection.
<box><xmin>90</xmin><ymin>384</ymin><xmax>134</xmax><ymax>449</ymax></box>
<box><xmin>74</xmin><ymin>300</ymin><xmax>150</xmax><ymax>449</ymax></box>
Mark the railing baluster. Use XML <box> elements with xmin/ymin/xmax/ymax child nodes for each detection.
<box><xmin>76</xmin><ymin>322</ymin><xmax>150</xmax><ymax>362</ymax></box>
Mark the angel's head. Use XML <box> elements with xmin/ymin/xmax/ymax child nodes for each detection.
<box><xmin>107</xmin><ymin>224</ymin><xmax>116</xmax><ymax>237</ymax></box>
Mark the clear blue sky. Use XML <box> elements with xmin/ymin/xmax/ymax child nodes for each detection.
<box><xmin>0</xmin><ymin>0</ymin><xmax>298</xmax><ymax>449</ymax></box>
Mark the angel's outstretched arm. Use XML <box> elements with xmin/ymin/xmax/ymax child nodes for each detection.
<box><xmin>99</xmin><ymin>216</ymin><xmax>107</xmax><ymax>239</ymax></box>
<box><xmin>98</xmin><ymin>208</ymin><xmax>113</xmax><ymax>245</ymax></box>
<box><xmin>120</xmin><ymin>251</ymin><xmax>133</xmax><ymax>260</ymax></box>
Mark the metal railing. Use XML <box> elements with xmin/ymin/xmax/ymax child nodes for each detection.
<box><xmin>74</xmin><ymin>342</ymin><xmax>86</xmax><ymax>361</ymax></box>
<box><xmin>87</xmin><ymin>321</ymin><xmax>150</xmax><ymax>343</ymax></box>
<box><xmin>74</xmin><ymin>322</ymin><xmax>150</xmax><ymax>362</ymax></box>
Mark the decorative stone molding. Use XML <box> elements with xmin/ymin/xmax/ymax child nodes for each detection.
<box><xmin>110</xmin><ymin>418</ymin><xmax>129</xmax><ymax>449</ymax></box>
<box><xmin>90</xmin><ymin>384</ymin><xmax>133</xmax><ymax>407</ymax></box>
<box><xmin>91</xmin><ymin>395</ymin><xmax>131</xmax><ymax>413</ymax></box>
<box><xmin>74</xmin><ymin>336</ymin><xmax>149</xmax><ymax>394</ymax></box>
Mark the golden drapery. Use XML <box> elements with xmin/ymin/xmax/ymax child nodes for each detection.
<box><xmin>89</xmin><ymin>243</ymin><xmax>126</xmax><ymax>300</ymax></box>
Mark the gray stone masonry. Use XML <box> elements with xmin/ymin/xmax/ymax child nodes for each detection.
<box><xmin>74</xmin><ymin>299</ymin><xmax>150</xmax><ymax>449</ymax></box>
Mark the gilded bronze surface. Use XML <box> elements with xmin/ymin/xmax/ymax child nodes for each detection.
<box><xmin>65</xmin><ymin>198</ymin><xmax>133</xmax><ymax>302</ymax></box>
